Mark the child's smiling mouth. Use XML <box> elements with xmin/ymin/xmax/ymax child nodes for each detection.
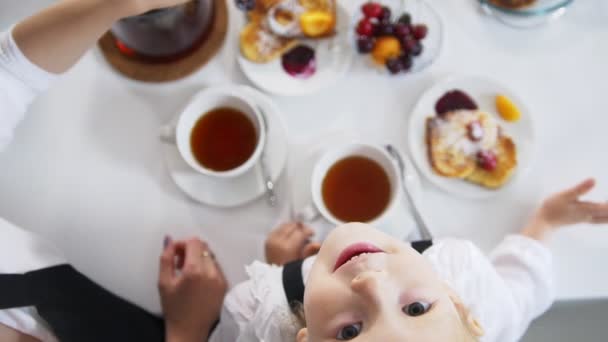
<box><xmin>333</xmin><ymin>242</ymin><xmax>385</xmax><ymax>272</ymax></box>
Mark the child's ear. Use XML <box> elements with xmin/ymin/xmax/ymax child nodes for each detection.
<box><xmin>448</xmin><ymin>291</ymin><xmax>484</xmax><ymax>338</ymax></box>
<box><xmin>296</xmin><ymin>328</ymin><xmax>309</xmax><ymax>342</ymax></box>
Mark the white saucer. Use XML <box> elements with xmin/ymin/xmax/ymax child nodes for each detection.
<box><xmin>237</xmin><ymin>4</ymin><xmax>353</xmax><ymax>96</ymax></box>
<box><xmin>291</xmin><ymin>133</ymin><xmax>420</xmax><ymax>241</ymax></box>
<box><xmin>162</xmin><ymin>85</ymin><xmax>288</xmax><ymax>207</ymax></box>
<box><xmin>407</xmin><ymin>75</ymin><xmax>536</xmax><ymax>199</ymax></box>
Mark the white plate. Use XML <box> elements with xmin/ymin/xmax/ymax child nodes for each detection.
<box><xmin>291</xmin><ymin>134</ymin><xmax>420</xmax><ymax>241</ymax></box>
<box><xmin>237</xmin><ymin>4</ymin><xmax>353</xmax><ymax>96</ymax></box>
<box><xmin>162</xmin><ymin>85</ymin><xmax>288</xmax><ymax>207</ymax></box>
<box><xmin>407</xmin><ymin>75</ymin><xmax>536</xmax><ymax>199</ymax></box>
<box><xmin>348</xmin><ymin>0</ymin><xmax>444</xmax><ymax>74</ymax></box>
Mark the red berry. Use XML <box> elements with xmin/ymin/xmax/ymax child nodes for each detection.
<box><xmin>412</xmin><ymin>24</ymin><xmax>428</xmax><ymax>40</ymax></box>
<box><xmin>410</xmin><ymin>41</ymin><xmax>423</xmax><ymax>56</ymax></box>
<box><xmin>467</xmin><ymin>121</ymin><xmax>484</xmax><ymax>142</ymax></box>
<box><xmin>393</xmin><ymin>23</ymin><xmax>410</xmax><ymax>39</ymax></box>
<box><xmin>379</xmin><ymin>6</ymin><xmax>392</xmax><ymax>22</ymax></box>
<box><xmin>401</xmin><ymin>36</ymin><xmax>417</xmax><ymax>54</ymax></box>
<box><xmin>362</xmin><ymin>2</ymin><xmax>383</xmax><ymax>19</ymax></box>
<box><xmin>477</xmin><ymin>151</ymin><xmax>498</xmax><ymax>172</ymax></box>
<box><xmin>400</xmin><ymin>54</ymin><xmax>413</xmax><ymax>71</ymax></box>
<box><xmin>356</xmin><ymin>36</ymin><xmax>375</xmax><ymax>54</ymax></box>
<box><xmin>386</xmin><ymin>57</ymin><xmax>404</xmax><ymax>74</ymax></box>
<box><xmin>356</xmin><ymin>18</ymin><xmax>374</xmax><ymax>37</ymax></box>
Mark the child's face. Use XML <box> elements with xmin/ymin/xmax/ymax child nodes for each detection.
<box><xmin>300</xmin><ymin>223</ymin><xmax>467</xmax><ymax>341</ymax></box>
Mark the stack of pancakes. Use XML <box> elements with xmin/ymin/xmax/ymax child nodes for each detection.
<box><xmin>426</xmin><ymin>110</ymin><xmax>517</xmax><ymax>189</ymax></box>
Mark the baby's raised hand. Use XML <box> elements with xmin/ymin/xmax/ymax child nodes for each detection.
<box><xmin>265</xmin><ymin>222</ymin><xmax>321</xmax><ymax>265</ymax></box>
<box><xmin>522</xmin><ymin>179</ymin><xmax>608</xmax><ymax>240</ymax></box>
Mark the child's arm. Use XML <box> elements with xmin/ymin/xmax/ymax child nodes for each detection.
<box><xmin>520</xmin><ymin>178</ymin><xmax>608</xmax><ymax>241</ymax></box>
<box><xmin>12</xmin><ymin>0</ymin><xmax>189</xmax><ymax>74</ymax></box>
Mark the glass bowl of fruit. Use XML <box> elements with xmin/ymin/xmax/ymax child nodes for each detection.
<box><xmin>478</xmin><ymin>0</ymin><xmax>574</xmax><ymax>28</ymax></box>
<box><xmin>350</xmin><ymin>0</ymin><xmax>443</xmax><ymax>75</ymax></box>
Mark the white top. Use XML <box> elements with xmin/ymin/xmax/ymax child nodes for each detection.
<box><xmin>0</xmin><ymin>28</ymin><xmax>56</xmax><ymax>152</ymax></box>
<box><xmin>0</xmin><ymin>28</ymin><xmax>61</xmax><ymax>341</ymax></box>
<box><xmin>209</xmin><ymin>235</ymin><xmax>553</xmax><ymax>342</ymax></box>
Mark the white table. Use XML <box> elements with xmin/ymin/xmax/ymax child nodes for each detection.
<box><xmin>1</xmin><ymin>0</ymin><xmax>607</xmax><ymax>313</ymax></box>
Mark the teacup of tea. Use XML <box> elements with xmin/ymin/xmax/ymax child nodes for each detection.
<box><xmin>174</xmin><ymin>89</ymin><xmax>266</xmax><ymax>178</ymax></box>
<box><xmin>311</xmin><ymin>143</ymin><xmax>400</xmax><ymax>226</ymax></box>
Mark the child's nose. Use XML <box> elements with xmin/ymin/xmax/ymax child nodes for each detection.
<box><xmin>350</xmin><ymin>270</ymin><xmax>388</xmax><ymax>304</ymax></box>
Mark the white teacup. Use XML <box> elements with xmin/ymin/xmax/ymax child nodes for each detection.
<box><xmin>173</xmin><ymin>88</ymin><xmax>266</xmax><ymax>178</ymax></box>
<box><xmin>311</xmin><ymin>143</ymin><xmax>401</xmax><ymax>227</ymax></box>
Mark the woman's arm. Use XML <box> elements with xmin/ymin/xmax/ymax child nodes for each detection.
<box><xmin>12</xmin><ymin>0</ymin><xmax>189</xmax><ymax>74</ymax></box>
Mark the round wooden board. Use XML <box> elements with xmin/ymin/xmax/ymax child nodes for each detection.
<box><xmin>98</xmin><ymin>0</ymin><xmax>228</xmax><ymax>83</ymax></box>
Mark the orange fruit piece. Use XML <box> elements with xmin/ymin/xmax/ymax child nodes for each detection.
<box><xmin>371</xmin><ymin>37</ymin><xmax>401</xmax><ymax>65</ymax></box>
<box><xmin>496</xmin><ymin>94</ymin><xmax>521</xmax><ymax>122</ymax></box>
<box><xmin>300</xmin><ymin>11</ymin><xmax>335</xmax><ymax>37</ymax></box>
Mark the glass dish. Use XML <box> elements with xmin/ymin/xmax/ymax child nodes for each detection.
<box><xmin>349</xmin><ymin>0</ymin><xmax>444</xmax><ymax>75</ymax></box>
<box><xmin>479</xmin><ymin>0</ymin><xmax>574</xmax><ymax>28</ymax></box>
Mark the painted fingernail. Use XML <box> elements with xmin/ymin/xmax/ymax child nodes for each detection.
<box><xmin>163</xmin><ymin>235</ymin><xmax>172</xmax><ymax>249</ymax></box>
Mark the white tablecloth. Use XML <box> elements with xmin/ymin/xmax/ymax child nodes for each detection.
<box><xmin>0</xmin><ymin>0</ymin><xmax>607</xmax><ymax>313</ymax></box>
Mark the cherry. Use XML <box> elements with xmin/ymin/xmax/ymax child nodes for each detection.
<box><xmin>362</xmin><ymin>2</ymin><xmax>383</xmax><ymax>19</ymax></box>
<box><xmin>376</xmin><ymin>23</ymin><xmax>394</xmax><ymax>36</ymax></box>
<box><xmin>400</xmin><ymin>54</ymin><xmax>413</xmax><ymax>71</ymax></box>
<box><xmin>379</xmin><ymin>6</ymin><xmax>392</xmax><ymax>23</ymax></box>
<box><xmin>393</xmin><ymin>23</ymin><xmax>410</xmax><ymax>39</ymax></box>
<box><xmin>356</xmin><ymin>36</ymin><xmax>375</xmax><ymax>54</ymax></box>
<box><xmin>397</xmin><ymin>12</ymin><xmax>412</xmax><ymax>26</ymax></box>
<box><xmin>412</xmin><ymin>24</ymin><xmax>428</xmax><ymax>40</ymax></box>
<box><xmin>401</xmin><ymin>36</ymin><xmax>417</xmax><ymax>54</ymax></box>
<box><xmin>410</xmin><ymin>41</ymin><xmax>423</xmax><ymax>56</ymax></box>
<box><xmin>386</xmin><ymin>57</ymin><xmax>403</xmax><ymax>74</ymax></box>
<box><xmin>357</xmin><ymin>18</ymin><xmax>374</xmax><ymax>37</ymax></box>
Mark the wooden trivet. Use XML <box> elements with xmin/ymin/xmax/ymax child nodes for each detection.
<box><xmin>98</xmin><ymin>0</ymin><xmax>228</xmax><ymax>82</ymax></box>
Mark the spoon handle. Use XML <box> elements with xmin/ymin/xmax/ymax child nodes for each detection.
<box><xmin>385</xmin><ymin>145</ymin><xmax>433</xmax><ymax>240</ymax></box>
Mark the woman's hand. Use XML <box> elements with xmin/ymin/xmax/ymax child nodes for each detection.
<box><xmin>522</xmin><ymin>179</ymin><xmax>608</xmax><ymax>240</ymax></box>
<box><xmin>265</xmin><ymin>222</ymin><xmax>321</xmax><ymax>265</ymax></box>
<box><xmin>159</xmin><ymin>238</ymin><xmax>228</xmax><ymax>342</ymax></box>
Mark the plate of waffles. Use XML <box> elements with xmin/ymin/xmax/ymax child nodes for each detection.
<box><xmin>407</xmin><ymin>75</ymin><xmax>535</xmax><ymax>199</ymax></box>
<box><xmin>236</xmin><ymin>0</ymin><xmax>352</xmax><ymax>96</ymax></box>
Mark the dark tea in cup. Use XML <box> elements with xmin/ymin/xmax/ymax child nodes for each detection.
<box><xmin>190</xmin><ymin>107</ymin><xmax>258</xmax><ymax>172</ymax></box>
<box><xmin>321</xmin><ymin>156</ymin><xmax>391</xmax><ymax>222</ymax></box>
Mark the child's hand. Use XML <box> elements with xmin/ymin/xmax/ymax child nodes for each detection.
<box><xmin>522</xmin><ymin>179</ymin><xmax>608</xmax><ymax>240</ymax></box>
<box><xmin>265</xmin><ymin>223</ymin><xmax>321</xmax><ymax>265</ymax></box>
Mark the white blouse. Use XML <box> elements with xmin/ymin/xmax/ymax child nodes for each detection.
<box><xmin>209</xmin><ymin>236</ymin><xmax>554</xmax><ymax>342</ymax></box>
<box><xmin>0</xmin><ymin>28</ymin><xmax>554</xmax><ymax>342</ymax></box>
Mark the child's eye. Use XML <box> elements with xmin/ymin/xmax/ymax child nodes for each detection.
<box><xmin>336</xmin><ymin>322</ymin><xmax>362</xmax><ymax>340</ymax></box>
<box><xmin>402</xmin><ymin>301</ymin><xmax>431</xmax><ymax>316</ymax></box>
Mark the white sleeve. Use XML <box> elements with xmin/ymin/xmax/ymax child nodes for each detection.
<box><xmin>0</xmin><ymin>27</ymin><xmax>57</xmax><ymax>152</ymax></box>
<box><xmin>0</xmin><ymin>217</ymin><xmax>65</xmax><ymax>342</ymax></box>
<box><xmin>210</xmin><ymin>260</ymin><xmax>306</xmax><ymax>342</ymax></box>
<box><xmin>424</xmin><ymin>236</ymin><xmax>555</xmax><ymax>342</ymax></box>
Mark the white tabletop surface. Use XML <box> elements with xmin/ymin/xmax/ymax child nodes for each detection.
<box><xmin>1</xmin><ymin>0</ymin><xmax>607</xmax><ymax>313</ymax></box>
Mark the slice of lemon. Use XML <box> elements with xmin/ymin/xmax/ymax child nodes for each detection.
<box><xmin>300</xmin><ymin>11</ymin><xmax>335</xmax><ymax>38</ymax></box>
<box><xmin>496</xmin><ymin>94</ymin><xmax>521</xmax><ymax>122</ymax></box>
